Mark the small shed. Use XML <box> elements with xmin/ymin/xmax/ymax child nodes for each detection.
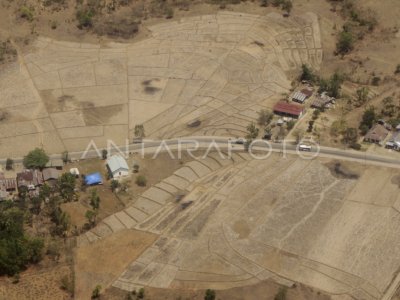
<box><xmin>46</xmin><ymin>158</ymin><xmax>64</xmax><ymax>170</ymax></box>
<box><xmin>42</xmin><ymin>168</ymin><xmax>59</xmax><ymax>181</ymax></box>
<box><xmin>85</xmin><ymin>172</ymin><xmax>103</xmax><ymax>185</ymax></box>
<box><xmin>106</xmin><ymin>155</ymin><xmax>129</xmax><ymax>179</ymax></box>
<box><xmin>0</xmin><ymin>178</ymin><xmax>17</xmax><ymax>192</ymax></box>
<box><xmin>69</xmin><ymin>168</ymin><xmax>80</xmax><ymax>178</ymax></box>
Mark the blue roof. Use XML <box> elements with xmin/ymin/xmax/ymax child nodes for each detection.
<box><xmin>85</xmin><ymin>172</ymin><xmax>103</xmax><ymax>185</ymax></box>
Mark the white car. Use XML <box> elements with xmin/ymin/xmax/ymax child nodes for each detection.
<box><xmin>299</xmin><ymin>144</ymin><xmax>312</xmax><ymax>151</ymax></box>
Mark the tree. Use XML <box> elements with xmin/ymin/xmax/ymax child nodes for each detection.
<box><xmin>355</xmin><ymin>87</ymin><xmax>369</xmax><ymax>107</ymax></box>
<box><xmin>57</xmin><ymin>173</ymin><xmax>76</xmax><ymax>202</ymax></box>
<box><xmin>246</xmin><ymin>122</ymin><xmax>259</xmax><ymax>140</ymax></box>
<box><xmin>395</xmin><ymin>64</ymin><xmax>400</xmax><ymax>74</ymax></box>
<box><xmin>274</xmin><ymin>287</ymin><xmax>287</xmax><ymax>300</ymax></box>
<box><xmin>299</xmin><ymin>64</ymin><xmax>315</xmax><ymax>82</ymax></box>
<box><xmin>23</xmin><ymin>148</ymin><xmax>49</xmax><ymax>169</ymax></box>
<box><xmin>342</xmin><ymin>127</ymin><xmax>358</xmax><ymax>145</ymax></box>
<box><xmin>102</xmin><ymin>149</ymin><xmax>108</xmax><ymax>160</ymax></box>
<box><xmin>286</xmin><ymin>120</ymin><xmax>296</xmax><ymax>130</ymax></box>
<box><xmin>91</xmin><ymin>285</ymin><xmax>101</xmax><ymax>299</ymax></box>
<box><xmin>293</xmin><ymin>129</ymin><xmax>304</xmax><ymax>144</ymax></box>
<box><xmin>136</xmin><ymin>175</ymin><xmax>147</xmax><ymax>187</ymax></box>
<box><xmin>281</xmin><ymin>0</ymin><xmax>292</xmax><ymax>14</ymax></box>
<box><xmin>307</xmin><ymin>120</ymin><xmax>314</xmax><ymax>132</ymax></box>
<box><xmin>89</xmin><ymin>189</ymin><xmax>100</xmax><ymax>211</ymax></box>
<box><xmin>51</xmin><ymin>207</ymin><xmax>70</xmax><ymax>236</ymax></box>
<box><xmin>133</xmin><ymin>162</ymin><xmax>140</xmax><ymax>173</ymax></box>
<box><xmin>336</xmin><ymin>30</ymin><xmax>354</xmax><ymax>56</ymax></box>
<box><xmin>257</xmin><ymin>110</ymin><xmax>273</xmax><ymax>127</ymax></box>
<box><xmin>111</xmin><ymin>180</ymin><xmax>119</xmax><ymax>192</ymax></box>
<box><xmin>62</xmin><ymin>151</ymin><xmax>69</xmax><ymax>164</ymax></box>
<box><xmin>381</xmin><ymin>96</ymin><xmax>397</xmax><ymax>117</ymax></box>
<box><xmin>85</xmin><ymin>210</ymin><xmax>97</xmax><ymax>227</ymax></box>
<box><xmin>359</xmin><ymin>106</ymin><xmax>377</xmax><ymax>134</ymax></box>
<box><xmin>5</xmin><ymin>158</ymin><xmax>13</xmax><ymax>170</ymax></box>
<box><xmin>0</xmin><ymin>206</ymin><xmax>44</xmax><ymax>275</ymax></box>
<box><xmin>137</xmin><ymin>288</ymin><xmax>145</xmax><ymax>299</ymax></box>
<box><xmin>204</xmin><ymin>289</ymin><xmax>216</xmax><ymax>300</ymax></box>
<box><xmin>134</xmin><ymin>124</ymin><xmax>145</xmax><ymax>139</ymax></box>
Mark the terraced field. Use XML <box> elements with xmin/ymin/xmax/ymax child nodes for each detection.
<box><xmin>76</xmin><ymin>153</ymin><xmax>400</xmax><ymax>300</ymax></box>
<box><xmin>0</xmin><ymin>11</ymin><xmax>322</xmax><ymax>157</ymax></box>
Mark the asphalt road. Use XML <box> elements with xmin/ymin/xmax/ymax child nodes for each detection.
<box><xmin>2</xmin><ymin>136</ymin><xmax>399</xmax><ymax>168</ymax></box>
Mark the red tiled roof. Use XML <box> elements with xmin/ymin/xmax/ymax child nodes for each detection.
<box><xmin>273</xmin><ymin>102</ymin><xmax>303</xmax><ymax>116</ymax></box>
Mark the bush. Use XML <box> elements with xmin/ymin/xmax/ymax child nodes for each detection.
<box><xmin>204</xmin><ymin>289</ymin><xmax>216</xmax><ymax>300</ymax></box>
<box><xmin>350</xmin><ymin>143</ymin><xmax>361</xmax><ymax>150</ymax></box>
<box><xmin>77</xmin><ymin>9</ymin><xmax>94</xmax><ymax>29</ymax></box>
<box><xmin>286</xmin><ymin>120</ymin><xmax>295</xmax><ymax>130</ymax></box>
<box><xmin>299</xmin><ymin>64</ymin><xmax>316</xmax><ymax>83</ymax></box>
<box><xmin>91</xmin><ymin>285</ymin><xmax>101</xmax><ymax>299</ymax></box>
<box><xmin>359</xmin><ymin>106</ymin><xmax>377</xmax><ymax>133</ymax></box>
<box><xmin>395</xmin><ymin>64</ymin><xmax>400</xmax><ymax>74</ymax></box>
<box><xmin>136</xmin><ymin>175</ymin><xmax>147</xmax><ymax>187</ymax></box>
<box><xmin>371</xmin><ymin>76</ymin><xmax>380</xmax><ymax>86</ymax></box>
<box><xmin>20</xmin><ymin>6</ymin><xmax>34</xmax><ymax>21</ymax></box>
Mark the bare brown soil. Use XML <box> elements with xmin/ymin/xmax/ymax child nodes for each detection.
<box><xmin>74</xmin><ymin>229</ymin><xmax>157</xmax><ymax>300</ymax></box>
<box><xmin>104</xmin><ymin>281</ymin><xmax>330</xmax><ymax>300</ymax></box>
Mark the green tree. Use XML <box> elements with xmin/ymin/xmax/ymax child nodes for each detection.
<box><xmin>336</xmin><ymin>30</ymin><xmax>354</xmax><ymax>56</ymax></box>
<box><xmin>359</xmin><ymin>106</ymin><xmax>377</xmax><ymax>134</ymax></box>
<box><xmin>77</xmin><ymin>9</ymin><xmax>94</xmax><ymax>29</ymax></box>
<box><xmin>137</xmin><ymin>288</ymin><xmax>145</xmax><ymax>299</ymax></box>
<box><xmin>57</xmin><ymin>173</ymin><xmax>76</xmax><ymax>202</ymax></box>
<box><xmin>136</xmin><ymin>175</ymin><xmax>147</xmax><ymax>187</ymax></box>
<box><xmin>204</xmin><ymin>289</ymin><xmax>216</xmax><ymax>300</ymax></box>
<box><xmin>102</xmin><ymin>149</ymin><xmax>108</xmax><ymax>160</ymax></box>
<box><xmin>23</xmin><ymin>148</ymin><xmax>49</xmax><ymax>169</ymax></box>
<box><xmin>61</xmin><ymin>151</ymin><xmax>69</xmax><ymax>164</ymax></box>
<box><xmin>355</xmin><ymin>87</ymin><xmax>369</xmax><ymax>107</ymax></box>
<box><xmin>111</xmin><ymin>180</ymin><xmax>120</xmax><ymax>192</ymax></box>
<box><xmin>85</xmin><ymin>210</ymin><xmax>97</xmax><ymax>227</ymax></box>
<box><xmin>257</xmin><ymin>109</ymin><xmax>273</xmax><ymax>127</ymax></box>
<box><xmin>281</xmin><ymin>0</ymin><xmax>292</xmax><ymax>14</ymax></box>
<box><xmin>91</xmin><ymin>284</ymin><xmax>101</xmax><ymax>299</ymax></box>
<box><xmin>89</xmin><ymin>189</ymin><xmax>100</xmax><ymax>210</ymax></box>
<box><xmin>299</xmin><ymin>64</ymin><xmax>315</xmax><ymax>82</ymax></box>
<box><xmin>5</xmin><ymin>158</ymin><xmax>13</xmax><ymax>170</ymax></box>
<box><xmin>0</xmin><ymin>206</ymin><xmax>44</xmax><ymax>275</ymax></box>
<box><xmin>274</xmin><ymin>287</ymin><xmax>287</xmax><ymax>300</ymax></box>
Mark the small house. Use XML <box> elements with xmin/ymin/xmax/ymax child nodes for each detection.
<box><xmin>0</xmin><ymin>178</ymin><xmax>17</xmax><ymax>192</ymax></box>
<box><xmin>42</xmin><ymin>168</ymin><xmax>59</xmax><ymax>186</ymax></box>
<box><xmin>273</xmin><ymin>102</ymin><xmax>304</xmax><ymax>119</ymax></box>
<box><xmin>291</xmin><ymin>88</ymin><xmax>313</xmax><ymax>104</ymax></box>
<box><xmin>364</xmin><ymin>124</ymin><xmax>389</xmax><ymax>144</ymax></box>
<box><xmin>84</xmin><ymin>172</ymin><xmax>103</xmax><ymax>186</ymax></box>
<box><xmin>106</xmin><ymin>155</ymin><xmax>129</xmax><ymax>179</ymax></box>
<box><xmin>386</xmin><ymin>131</ymin><xmax>400</xmax><ymax>150</ymax></box>
<box><xmin>17</xmin><ymin>170</ymin><xmax>43</xmax><ymax>190</ymax></box>
<box><xmin>311</xmin><ymin>92</ymin><xmax>335</xmax><ymax>109</ymax></box>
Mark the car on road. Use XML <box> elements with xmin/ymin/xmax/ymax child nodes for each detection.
<box><xmin>232</xmin><ymin>138</ymin><xmax>246</xmax><ymax>145</ymax></box>
<box><xmin>298</xmin><ymin>144</ymin><xmax>312</xmax><ymax>151</ymax></box>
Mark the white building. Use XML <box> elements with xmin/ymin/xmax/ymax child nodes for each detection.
<box><xmin>106</xmin><ymin>155</ymin><xmax>129</xmax><ymax>179</ymax></box>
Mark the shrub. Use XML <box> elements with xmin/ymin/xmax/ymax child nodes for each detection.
<box><xmin>77</xmin><ymin>9</ymin><xmax>94</xmax><ymax>29</ymax></box>
<box><xmin>274</xmin><ymin>287</ymin><xmax>287</xmax><ymax>300</ymax></box>
<box><xmin>91</xmin><ymin>285</ymin><xmax>101</xmax><ymax>299</ymax></box>
<box><xmin>371</xmin><ymin>76</ymin><xmax>380</xmax><ymax>86</ymax></box>
<box><xmin>5</xmin><ymin>158</ymin><xmax>13</xmax><ymax>170</ymax></box>
<box><xmin>395</xmin><ymin>64</ymin><xmax>400</xmax><ymax>74</ymax></box>
<box><xmin>204</xmin><ymin>289</ymin><xmax>216</xmax><ymax>300</ymax></box>
<box><xmin>136</xmin><ymin>175</ymin><xmax>147</xmax><ymax>187</ymax></box>
<box><xmin>350</xmin><ymin>143</ymin><xmax>361</xmax><ymax>150</ymax></box>
<box><xmin>20</xmin><ymin>6</ymin><xmax>34</xmax><ymax>21</ymax></box>
<box><xmin>336</xmin><ymin>30</ymin><xmax>354</xmax><ymax>56</ymax></box>
<box><xmin>137</xmin><ymin>288</ymin><xmax>145</xmax><ymax>299</ymax></box>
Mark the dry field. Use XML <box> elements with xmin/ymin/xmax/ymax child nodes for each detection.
<box><xmin>0</xmin><ymin>10</ymin><xmax>322</xmax><ymax>157</ymax></box>
<box><xmin>76</xmin><ymin>152</ymin><xmax>400</xmax><ymax>300</ymax></box>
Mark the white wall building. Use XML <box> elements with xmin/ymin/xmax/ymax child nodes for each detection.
<box><xmin>106</xmin><ymin>155</ymin><xmax>129</xmax><ymax>179</ymax></box>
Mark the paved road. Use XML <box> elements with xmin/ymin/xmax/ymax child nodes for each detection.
<box><xmin>2</xmin><ymin>136</ymin><xmax>400</xmax><ymax>168</ymax></box>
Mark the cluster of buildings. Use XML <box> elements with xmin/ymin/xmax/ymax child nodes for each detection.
<box><xmin>0</xmin><ymin>159</ymin><xmax>63</xmax><ymax>201</ymax></box>
<box><xmin>272</xmin><ymin>85</ymin><xmax>336</xmax><ymax>121</ymax></box>
<box><xmin>0</xmin><ymin>153</ymin><xmax>131</xmax><ymax>201</ymax></box>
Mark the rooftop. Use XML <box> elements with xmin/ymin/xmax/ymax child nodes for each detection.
<box><xmin>273</xmin><ymin>101</ymin><xmax>303</xmax><ymax>116</ymax></box>
<box><xmin>107</xmin><ymin>155</ymin><xmax>129</xmax><ymax>173</ymax></box>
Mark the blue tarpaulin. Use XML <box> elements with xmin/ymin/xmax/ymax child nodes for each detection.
<box><xmin>85</xmin><ymin>172</ymin><xmax>103</xmax><ymax>185</ymax></box>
